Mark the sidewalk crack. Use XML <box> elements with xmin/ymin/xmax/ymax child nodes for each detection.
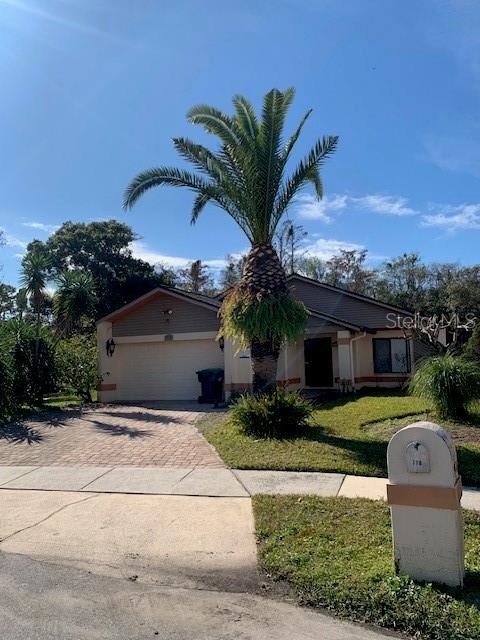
<box><xmin>80</xmin><ymin>467</ymin><xmax>115</xmax><ymax>491</ymax></box>
<box><xmin>231</xmin><ymin>470</ymin><xmax>252</xmax><ymax>496</ymax></box>
<box><xmin>0</xmin><ymin>493</ymin><xmax>99</xmax><ymax>544</ymax></box>
<box><xmin>170</xmin><ymin>468</ymin><xmax>195</xmax><ymax>490</ymax></box>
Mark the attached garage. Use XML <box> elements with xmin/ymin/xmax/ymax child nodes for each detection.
<box><xmin>114</xmin><ymin>338</ymin><xmax>224</xmax><ymax>401</ymax></box>
<box><xmin>97</xmin><ymin>286</ymin><xmax>224</xmax><ymax>403</ymax></box>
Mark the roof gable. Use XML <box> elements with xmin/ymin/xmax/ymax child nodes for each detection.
<box><xmin>287</xmin><ymin>274</ymin><xmax>412</xmax><ymax>330</ymax></box>
<box><xmin>97</xmin><ymin>285</ymin><xmax>219</xmax><ymax>325</ymax></box>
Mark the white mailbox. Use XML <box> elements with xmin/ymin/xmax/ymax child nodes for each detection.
<box><xmin>387</xmin><ymin>421</ymin><xmax>464</xmax><ymax>587</ymax></box>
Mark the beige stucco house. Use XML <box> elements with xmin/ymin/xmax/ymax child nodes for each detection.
<box><xmin>96</xmin><ymin>274</ymin><xmax>416</xmax><ymax>403</ymax></box>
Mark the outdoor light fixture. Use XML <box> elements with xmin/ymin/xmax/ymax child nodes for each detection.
<box><xmin>105</xmin><ymin>338</ymin><xmax>116</xmax><ymax>357</ymax></box>
<box><xmin>164</xmin><ymin>309</ymin><xmax>173</xmax><ymax>316</ymax></box>
<box><xmin>218</xmin><ymin>336</ymin><xmax>225</xmax><ymax>351</ymax></box>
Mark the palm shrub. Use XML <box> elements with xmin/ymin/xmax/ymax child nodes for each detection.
<box><xmin>409</xmin><ymin>353</ymin><xmax>480</xmax><ymax>419</ymax></box>
<box><xmin>124</xmin><ymin>88</ymin><xmax>337</xmax><ymax>392</ymax></box>
<box><xmin>54</xmin><ymin>271</ymin><xmax>97</xmax><ymax>337</ymax></box>
<box><xmin>229</xmin><ymin>389</ymin><xmax>313</xmax><ymax>439</ymax></box>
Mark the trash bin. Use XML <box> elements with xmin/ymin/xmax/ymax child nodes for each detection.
<box><xmin>196</xmin><ymin>368</ymin><xmax>224</xmax><ymax>405</ymax></box>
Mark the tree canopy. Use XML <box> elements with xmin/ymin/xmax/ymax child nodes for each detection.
<box><xmin>24</xmin><ymin>220</ymin><xmax>175</xmax><ymax>318</ymax></box>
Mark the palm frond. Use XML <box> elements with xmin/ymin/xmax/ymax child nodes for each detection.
<box><xmin>123</xmin><ymin>167</ymin><xmax>213</xmax><ymax>210</ymax></box>
<box><xmin>273</xmin><ymin>135</ymin><xmax>338</xmax><ymax>229</ymax></box>
<box><xmin>232</xmin><ymin>94</ymin><xmax>259</xmax><ymax>140</ymax></box>
<box><xmin>187</xmin><ymin>105</ymin><xmax>239</xmax><ymax>147</ymax></box>
<box><xmin>172</xmin><ymin>137</ymin><xmax>226</xmax><ymax>180</ymax></box>
<box><xmin>257</xmin><ymin>88</ymin><xmax>296</xmax><ymax>233</ymax></box>
<box><xmin>191</xmin><ymin>192</ymin><xmax>212</xmax><ymax>224</ymax></box>
<box><xmin>281</xmin><ymin>108</ymin><xmax>312</xmax><ymax>164</ymax></box>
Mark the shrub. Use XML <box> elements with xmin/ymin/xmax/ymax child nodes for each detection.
<box><xmin>55</xmin><ymin>333</ymin><xmax>98</xmax><ymax>402</ymax></box>
<box><xmin>229</xmin><ymin>389</ymin><xmax>313</xmax><ymax>438</ymax></box>
<box><xmin>464</xmin><ymin>324</ymin><xmax>480</xmax><ymax>363</ymax></box>
<box><xmin>12</xmin><ymin>331</ymin><xmax>57</xmax><ymax>405</ymax></box>
<box><xmin>410</xmin><ymin>353</ymin><xmax>480</xmax><ymax>419</ymax></box>
<box><xmin>0</xmin><ymin>319</ymin><xmax>58</xmax><ymax>419</ymax></box>
<box><xmin>0</xmin><ymin>355</ymin><xmax>14</xmax><ymax>424</ymax></box>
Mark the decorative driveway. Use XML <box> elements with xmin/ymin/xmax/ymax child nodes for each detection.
<box><xmin>0</xmin><ymin>404</ymin><xmax>224</xmax><ymax>468</ymax></box>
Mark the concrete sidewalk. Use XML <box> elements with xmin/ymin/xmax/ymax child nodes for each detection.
<box><xmin>0</xmin><ymin>490</ymin><xmax>397</xmax><ymax>639</ymax></box>
<box><xmin>1</xmin><ymin>465</ymin><xmax>479</xmax><ymax>509</ymax></box>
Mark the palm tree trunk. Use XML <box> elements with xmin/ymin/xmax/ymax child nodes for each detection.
<box><xmin>250</xmin><ymin>338</ymin><xmax>280</xmax><ymax>392</ymax></box>
<box><xmin>240</xmin><ymin>242</ymin><xmax>288</xmax><ymax>394</ymax></box>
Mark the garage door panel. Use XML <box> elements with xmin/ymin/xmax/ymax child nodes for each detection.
<box><xmin>114</xmin><ymin>339</ymin><xmax>224</xmax><ymax>401</ymax></box>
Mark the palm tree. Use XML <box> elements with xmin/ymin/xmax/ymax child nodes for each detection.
<box><xmin>20</xmin><ymin>251</ymin><xmax>50</xmax><ymax>358</ymax></box>
<box><xmin>124</xmin><ymin>88</ymin><xmax>338</xmax><ymax>392</ymax></box>
<box><xmin>54</xmin><ymin>270</ymin><xmax>97</xmax><ymax>337</ymax></box>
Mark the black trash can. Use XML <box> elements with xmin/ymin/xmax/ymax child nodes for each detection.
<box><xmin>196</xmin><ymin>368</ymin><xmax>224</xmax><ymax>405</ymax></box>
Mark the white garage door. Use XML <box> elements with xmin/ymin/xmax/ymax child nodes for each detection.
<box><xmin>114</xmin><ymin>339</ymin><xmax>224</xmax><ymax>401</ymax></box>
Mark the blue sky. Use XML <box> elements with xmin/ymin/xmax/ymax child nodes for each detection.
<box><xmin>1</xmin><ymin>0</ymin><xmax>480</xmax><ymax>286</ymax></box>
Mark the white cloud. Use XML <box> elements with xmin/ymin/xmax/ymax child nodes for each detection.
<box><xmin>130</xmin><ymin>240</ymin><xmax>227</xmax><ymax>271</ymax></box>
<box><xmin>295</xmin><ymin>193</ymin><xmax>417</xmax><ymax>221</ymax></box>
<box><xmin>352</xmin><ymin>194</ymin><xmax>417</xmax><ymax>216</ymax></box>
<box><xmin>421</xmin><ymin>203</ymin><xmax>480</xmax><ymax>231</ymax></box>
<box><xmin>295</xmin><ymin>193</ymin><xmax>347</xmax><ymax>221</ymax></box>
<box><xmin>22</xmin><ymin>221</ymin><xmax>60</xmax><ymax>234</ymax></box>
<box><xmin>301</xmin><ymin>237</ymin><xmax>366</xmax><ymax>260</ymax></box>
<box><xmin>0</xmin><ymin>227</ymin><xmax>27</xmax><ymax>250</ymax></box>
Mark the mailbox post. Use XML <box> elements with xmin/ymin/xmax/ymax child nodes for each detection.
<box><xmin>387</xmin><ymin>421</ymin><xmax>464</xmax><ymax>587</ymax></box>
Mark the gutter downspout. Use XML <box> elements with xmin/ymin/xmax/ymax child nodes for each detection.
<box><xmin>349</xmin><ymin>331</ymin><xmax>367</xmax><ymax>390</ymax></box>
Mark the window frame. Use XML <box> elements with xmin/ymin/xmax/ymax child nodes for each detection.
<box><xmin>373</xmin><ymin>338</ymin><xmax>411</xmax><ymax>374</ymax></box>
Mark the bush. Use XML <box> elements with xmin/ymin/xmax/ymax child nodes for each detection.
<box><xmin>55</xmin><ymin>333</ymin><xmax>97</xmax><ymax>402</ymax></box>
<box><xmin>0</xmin><ymin>319</ymin><xmax>57</xmax><ymax>410</ymax></box>
<box><xmin>229</xmin><ymin>389</ymin><xmax>313</xmax><ymax>438</ymax></box>
<box><xmin>464</xmin><ymin>325</ymin><xmax>480</xmax><ymax>363</ymax></box>
<box><xmin>12</xmin><ymin>330</ymin><xmax>57</xmax><ymax>405</ymax></box>
<box><xmin>0</xmin><ymin>355</ymin><xmax>14</xmax><ymax>424</ymax></box>
<box><xmin>410</xmin><ymin>353</ymin><xmax>480</xmax><ymax>419</ymax></box>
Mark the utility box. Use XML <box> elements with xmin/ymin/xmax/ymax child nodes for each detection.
<box><xmin>387</xmin><ymin>421</ymin><xmax>464</xmax><ymax>587</ymax></box>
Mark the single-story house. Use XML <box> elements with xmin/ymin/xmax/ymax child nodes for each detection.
<box><xmin>96</xmin><ymin>274</ymin><xmax>418</xmax><ymax>402</ymax></box>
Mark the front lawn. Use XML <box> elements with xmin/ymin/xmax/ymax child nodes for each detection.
<box><xmin>254</xmin><ymin>495</ymin><xmax>480</xmax><ymax>640</ymax></box>
<box><xmin>204</xmin><ymin>391</ymin><xmax>480</xmax><ymax>486</ymax></box>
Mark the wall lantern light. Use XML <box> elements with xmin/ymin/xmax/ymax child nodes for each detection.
<box><xmin>106</xmin><ymin>338</ymin><xmax>116</xmax><ymax>357</ymax></box>
<box><xmin>218</xmin><ymin>336</ymin><xmax>225</xmax><ymax>351</ymax></box>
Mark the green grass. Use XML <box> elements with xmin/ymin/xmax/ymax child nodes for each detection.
<box><xmin>15</xmin><ymin>389</ymin><xmax>98</xmax><ymax>420</ymax></box>
<box><xmin>204</xmin><ymin>391</ymin><xmax>480</xmax><ymax>486</ymax></box>
<box><xmin>253</xmin><ymin>495</ymin><xmax>480</xmax><ymax>640</ymax></box>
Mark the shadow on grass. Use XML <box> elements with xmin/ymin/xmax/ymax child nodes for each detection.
<box><xmin>297</xmin><ymin>423</ymin><xmax>389</xmax><ymax>473</ymax></box>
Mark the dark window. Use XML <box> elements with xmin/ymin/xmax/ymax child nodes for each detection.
<box><xmin>373</xmin><ymin>338</ymin><xmax>410</xmax><ymax>374</ymax></box>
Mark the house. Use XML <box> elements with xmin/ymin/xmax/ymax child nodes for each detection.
<box><xmin>96</xmin><ymin>274</ymin><xmax>416</xmax><ymax>402</ymax></box>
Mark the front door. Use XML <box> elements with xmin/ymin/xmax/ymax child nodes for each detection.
<box><xmin>304</xmin><ymin>337</ymin><xmax>333</xmax><ymax>387</ymax></box>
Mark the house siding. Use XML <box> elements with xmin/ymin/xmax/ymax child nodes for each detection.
<box><xmin>289</xmin><ymin>278</ymin><xmax>409</xmax><ymax>329</ymax></box>
<box><xmin>112</xmin><ymin>291</ymin><xmax>220</xmax><ymax>337</ymax></box>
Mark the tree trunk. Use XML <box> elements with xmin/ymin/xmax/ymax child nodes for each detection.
<box><xmin>250</xmin><ymin>338</ymin><xmax>280</xmax><ymax>393</ymax></box>
<box><xmin>238</xmin><ymin>243</ymin><xmax>288</xmax><ymax>394</ymax></box>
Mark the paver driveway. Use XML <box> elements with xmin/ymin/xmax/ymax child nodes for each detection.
<box><xmin>0</xmin><ymin>404</ymin><xmax>224</xmax><ymax>468</ymax></box>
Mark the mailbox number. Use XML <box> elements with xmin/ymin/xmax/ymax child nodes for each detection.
<box><xmin>406</xmin><ymin>441</ymin><xmax>430</xmax><ymax>473</ymax></box>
